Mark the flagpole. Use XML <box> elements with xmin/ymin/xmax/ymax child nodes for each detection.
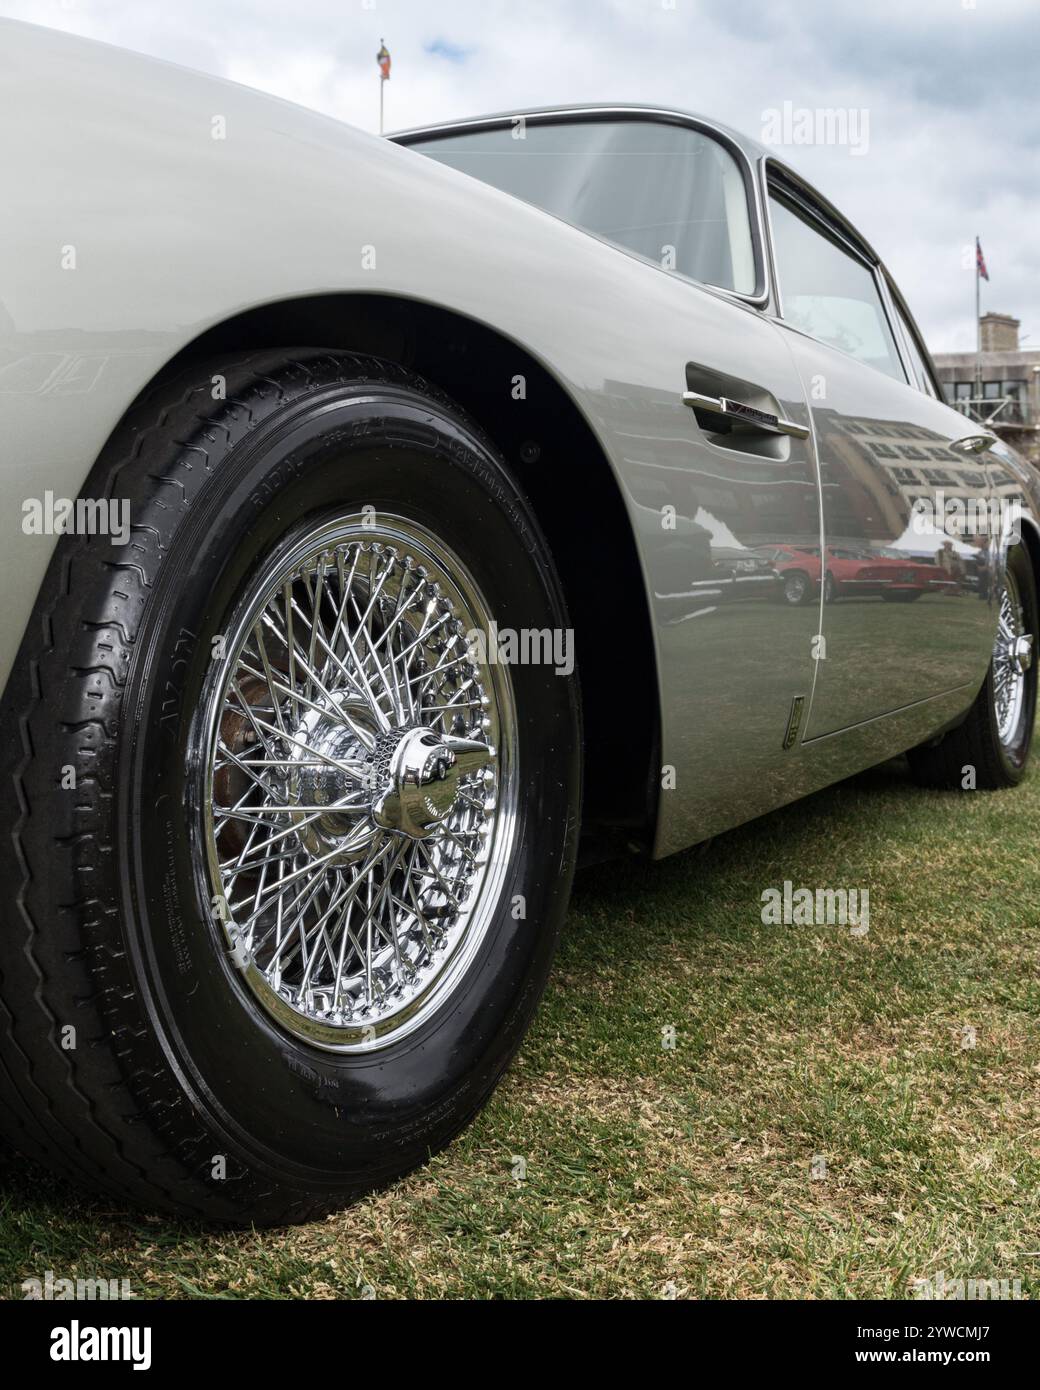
<box><xmin>377</xmin><ymin>39</ymin><xmax>389</xmax><ymax>134</ymax></box>
<box><xmin>974</xmin><ymin>234</ymin><xmax>981</xmax><ymax>409</ymax></box>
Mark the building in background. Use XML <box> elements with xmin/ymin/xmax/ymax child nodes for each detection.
<box><xmin>932</xmin><ymin>313</ymin><xmax>1040</xmax><ymax>463</ymax></box>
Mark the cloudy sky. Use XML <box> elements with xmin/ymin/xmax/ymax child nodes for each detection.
<box><xmin>5</xmin><ymin>0</ymin><xmax>1037</xmax><ymax>352</ymax></box>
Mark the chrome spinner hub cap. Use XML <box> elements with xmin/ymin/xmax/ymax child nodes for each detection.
<box><xmin>1008</xmin><ymin>634</ymin><xmax>1033</xmax><ymax>675</ymax></box>
<box><xmin>199</xmin><ymin>514</ymin><xmax>516</xmax><ymax>1051</ymax></box>
<box><xmin>370</xmin><ymin>727</ymin><xmax>493</xmax><ymax>839</ymax></box>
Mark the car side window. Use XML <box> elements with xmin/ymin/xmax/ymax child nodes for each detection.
<box><xmin>768</xmin><ymin>194</ymin><xmax>905</xmax><ymax>382</ymax></box>
<box><xmin>407</xmin><ymin>119</ymin><xmax>757</xmax><ymax>296</ymax></box>
<box><xmin>892</xmin><ymin>298</ymin><xmax>938</xmax><ymax>396</ymax></box>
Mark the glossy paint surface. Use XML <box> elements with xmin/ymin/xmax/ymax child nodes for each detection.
<box><xmin>777</xmin><ymin>326</ymin><xmax>998</xmax><ymax>739</ymax></box>
<box><xmin>2</xmin><ymin>20</ymin><xmax>1038</xmax><ymax>859</ymax></box>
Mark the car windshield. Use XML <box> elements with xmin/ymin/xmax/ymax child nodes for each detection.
<box><xmin>408</xmin><ymin>118</ymin><xmax>757</xmax><ymax>295</ymax></box>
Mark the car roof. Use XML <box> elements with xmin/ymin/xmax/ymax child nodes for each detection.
<box><xmin>390</xmin><ymin>102</ymin><xmax>769</xmax><ymax>163</ymax></box>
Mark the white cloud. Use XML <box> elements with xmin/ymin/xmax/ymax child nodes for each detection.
<box><xmin>3</xmin><ymin>0</ymin><xmax>1037</xmax><ymax>351</ymax></box>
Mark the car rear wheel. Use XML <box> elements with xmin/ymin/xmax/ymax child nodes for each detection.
<box><xmin>908</xmin><ymin>541</ymin><xmax>1036</xmax><ymax>790</ymax></box>
<box><xmin>0</xmin><ymin>349</ymin><xmax>580</xmax><ymax>1224</ymax></box>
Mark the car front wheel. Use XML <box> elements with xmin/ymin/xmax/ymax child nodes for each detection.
<box><xmin>0</xmin><ymin>350</ymin><xmax>580</xmax><ymax>1224</ymax></box>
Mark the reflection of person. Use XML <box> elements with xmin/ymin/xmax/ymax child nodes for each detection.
<box><xmin>938</xmin><ymin>540</ymin><xmax>964</xmax><ymax>593</ymax></box>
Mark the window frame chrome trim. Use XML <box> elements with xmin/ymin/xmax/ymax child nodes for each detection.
<box><xmin>874</xmin><ymin>269</ymin><xmax>919</xmax><ymax>390</ymax></box>
<box><xmin>392</xmin><ymin>106</ymin><xmax>772</xmax><ymax>307</ymax></box>
<box><xmin>760</xmin><ymin>156</ymin><xmax>912</xmax><ymax>388</ymax></box>
<box><xmin>882</xmin><ymin>271</ymin><xmax>945</xmax><ymax>399</ymax></box>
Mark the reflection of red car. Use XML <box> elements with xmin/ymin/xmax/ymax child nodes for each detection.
<box><xmin>832</xmin><ymin>547</ymin><xmax>959</xmax><ymax>603</ymax></box>
<box><xmin>755</xmin><ymin>544</ymin><xmax>823</xmax><ymax>605</ymax></box>
<box><xmin>759</xmin><ymin>545</ymin><xmax>957</xmax><ymax>606</ymax></box>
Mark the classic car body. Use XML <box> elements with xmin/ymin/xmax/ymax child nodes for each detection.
<box><xmin>1</xmin><ymin>20</ymin><xmax>1037</xmax><ymax>1222</ymax></box>
<box><xmin>3</xmin><ymin>21</ymin><xmax>1037</xmax><ymax>862</ymax></box>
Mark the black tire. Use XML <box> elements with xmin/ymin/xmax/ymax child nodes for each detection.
<box><xmin>783</xmin><ymin>570</ymin><xmax>810</xmax><ymax>605</ymax></box>
<box><xmin>0</xmin><ymin>349</ymin><xmax>580</xmax><ymax>1224</ymax></box>
<box><xmin>908</xmin><ymin>542</ymin><xmax>1037</xmax><ymax>790</ymax></box>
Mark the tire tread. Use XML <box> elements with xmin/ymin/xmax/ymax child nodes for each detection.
<box><xmin>0</xmin><ymin>349</ymin><xmax>480</xmax><ymax>1221</ymax></box>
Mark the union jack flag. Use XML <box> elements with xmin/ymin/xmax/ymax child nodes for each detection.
<box><xmin>976</xmin><ymin>237</ymin><xmax>989</xmax><ymax>281</ymax></box>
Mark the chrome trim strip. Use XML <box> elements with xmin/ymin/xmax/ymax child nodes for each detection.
<box><xmin>759</xmin><ymin>156</ymin><xmax>784</xmax><ymax>319</ymax></box>
<box><xmin>800</xmin><ymin>683</ymin><xmax>977</xmax><ymax>746</ymax></box>
<box><xmin>882</xmin><ymin>269</ymin><xmax>945</xmax><ymax>398</ymax></box>
<box><xmin>763</xmin><ymin>156</ymin><xmax>883</xmax><ymax>266</ymax></box>
<box><xmin>682</xmin><ymin>389</ymin><xmax>810</xmax><ymax>440</ymax></box>
<box><xmin>875</xmin><ymin>266</ymin><xmax>915</xmax><ymax>388</ymax></box>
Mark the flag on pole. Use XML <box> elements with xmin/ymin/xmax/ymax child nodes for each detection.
<box><xmin>976</xmin><ymin>237</ymin><xmax>989</xmax><ymax>281</ymax></box>
<box><xmin>377</xmin><ymin>40</ymin><xmax>391</xmax><ymax>80</ymax></box>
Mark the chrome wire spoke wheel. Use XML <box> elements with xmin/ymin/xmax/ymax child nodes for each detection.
<box><xmin>199</xmin><ymin>512</ymin><xmax>517</xmax><ymax>1051</ymax></box>
<box><xmin>992</xmin><ymin>564</ymin><xmax>1033</xmax><ymax>748</ymax></box>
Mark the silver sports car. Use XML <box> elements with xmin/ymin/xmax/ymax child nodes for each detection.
<box><xmin>1</xmin><ymin>21</ymin><xmax>1036</xmax><ymax>1223</ymax></box>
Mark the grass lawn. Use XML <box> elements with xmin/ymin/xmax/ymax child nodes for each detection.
<box><xmin>2</xmin><ymin>753</ymin><xmax>1038</xmax><ymax>1300</ymax></box>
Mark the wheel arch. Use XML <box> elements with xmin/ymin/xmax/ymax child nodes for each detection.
<box><xmin>114</xmin><ymin>293</ymin><xmax>662</xmax><ymax>858</ymax></box>
<box><xmin>782</xmin><ymin>566</ymin><xmax>812</xmax><ymax>594</ymax></box>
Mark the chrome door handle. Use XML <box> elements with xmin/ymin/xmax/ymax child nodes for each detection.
<box><xmin>681</xmin><ymin>390</ymin><xmax>810</xmax><ymax>440</ymax></box>
<box><xmin>949</xmin><ymin>433</ymin><xmax>997</xmax><ymax>455</ymax></box>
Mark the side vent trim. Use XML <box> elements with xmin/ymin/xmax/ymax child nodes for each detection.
<box><xmin>782</xmin><ymin>696</ymin><xmax>805</xmax><ymax>750</ymax></box>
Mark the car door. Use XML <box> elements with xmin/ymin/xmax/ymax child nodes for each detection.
<box><xmin>406</xmin><ymin>112</ymin><xmax>826</xmax><ymax>848</ymax></box>
<box><xmin>764</xmin><ymin>173</ymin><xmax>997</xmax><ymax>740</ymax></box>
